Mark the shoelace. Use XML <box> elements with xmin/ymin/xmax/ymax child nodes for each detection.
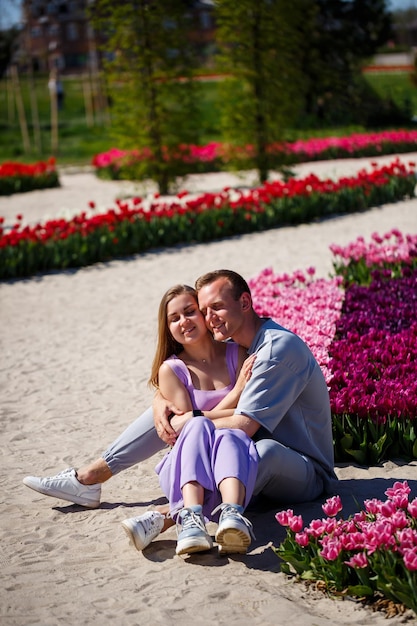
<box><xmin>176</xmin><ymin>507</ymin><xmax>207</xmax><ymax>536</ymax></box>
<box><xmin>211</xmin><ymin>503</ymin><xmax>256</xmax><ymax>540</ymax></box>
<box><xmin>135</xmin><ymin>515</ymin><xmax>159</xmax><ymax>534</ymax></box>
<box><xmin>48</xmin><ymin>468</ymin><xmax>74</xmax><ymax>479</ymax></box>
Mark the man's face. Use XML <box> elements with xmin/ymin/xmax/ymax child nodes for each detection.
<box><xmin>197</xmin><ymin>277</ymin><xmax>244</xmax><ymax>342</ymax></box>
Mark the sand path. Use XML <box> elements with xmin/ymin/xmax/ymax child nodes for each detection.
<box><xmin>1</xmin><ymin>154</ymin><xmax>416</xmax><ymax>625</ymax></box>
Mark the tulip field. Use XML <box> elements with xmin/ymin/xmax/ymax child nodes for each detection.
<box><xmin>250</xmin><ymin>229</ymin><xmax>417</xmax><ymax>466</ymax></box>
<box><xmin>1</xmin><ymin>133</ymin><xmax>416</xmax><ymax>616</ymax></box>
<box><xmin>261</xmin><ymin>229</ymin><xmax>417</xmax><ymax>616</ymax></box>
<box><xmin>92</xmin><ymin>130</ymin><xmax>417</xmax><ymax>180</ymax></box>
<box><xmin>275</xmin><ymin>480</ymin><xmax>417</xmax><ymax>615</ymax></box>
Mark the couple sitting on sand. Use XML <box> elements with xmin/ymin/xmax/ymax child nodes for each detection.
<box><xmin>24</xmin><ymin>269</ymin><xmax>337</xmax><ymax>557</ymax></box>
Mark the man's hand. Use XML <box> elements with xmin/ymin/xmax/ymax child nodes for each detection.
<box><xmin>153</xmin><ymin>391</ymin><xmax>184</xmax><ymax>446</ymax></box>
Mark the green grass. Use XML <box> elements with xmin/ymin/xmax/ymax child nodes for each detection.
<box><xmin>1</xmin><ymin>71</ymin><xmax>416</xmax><ymax>167</ymax></box>
<box><xmin>0</xmin><ymin>73</ymin><xmax>114</xmax><ymax>165</ymax></box>
<box><xmin>364</xmin><ymin>71</ymin><xmax>417</xmax><ymax>117</ymax></box>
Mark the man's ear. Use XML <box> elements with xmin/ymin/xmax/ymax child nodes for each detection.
<box><xmin>240</xmin><ymin>292</ymin><xmax>252</xmax><ymax>312</ymax></box>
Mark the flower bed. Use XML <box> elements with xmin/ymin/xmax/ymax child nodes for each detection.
<box><xmin>92</xmin><ymin>130</ymin><xmax>417</xmax><ymax>180</ymax></box>
<box><xmin>92</xmin><ymin>144</ymin><xmax>224</xmax><ymax>180</ymax></box>
<box><xmin>250</xmin><ymin>229</ymin><xmax>417</xmax><ymax>466</ymax></box>
<box><xmin>330</xmin><ymin>267</ymin><xmax>417</xmax><ymax>464</ymax></box>
<box><xmin>329</xmin><ymin>230</ymin><xmax>417</xmax><ymax>464</ymax></box>
<box><xmin>330</xmin><ymin>229</ymin><xmax>417</xmax><ymax>285</ymax></box>
<box><xmin>0</xmin><ymin>160</ymin><xmax>414</xmax><ymax>280</ymax></box>
<box><xmin>275</xmin><ymin>481</ymin><xmax>417</xmax><ymax>616</ymax></box>
<box><xmin>249</xmin><ymin>268</ymin><xmax>344</xmax><ymax>385</ymax></box>
<box><xmin>280</xmin><ymin>129</ymin><xmax>417</xmax><ymax>163</ymax></box>
<box><xmin>0</xmin><ymin>158</ymin><xmax>59</xmax><ymax>196</ymax></box>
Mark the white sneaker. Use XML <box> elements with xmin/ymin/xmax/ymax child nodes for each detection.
<box><xmin>121</xmin><ymin>511</ymin><xmax>165</xmax><ymax>551</ymax></box>
<box><xmin>23</xmin><ymin>468</ymin><xmax>101</xmax><ymax>508</ymax></box>
<box><xmin>175</xmin><ymin>505</ymin><xmax>213</xmax><ymax>555</ymax></box>
<box><xmin>212</xmin><ymin>503</ymin><xmax>255</xmax><ymax>554</ymax></box>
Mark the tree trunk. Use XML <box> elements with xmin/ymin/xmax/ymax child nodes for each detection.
<box><xmin>252</xmin><ymin>9</ymin><xmax>269</xmax><ymax>183</ymax></box>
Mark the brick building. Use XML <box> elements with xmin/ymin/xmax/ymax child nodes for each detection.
<box><xmin>19</xmin><ymin>0</ymin><xmax>216</xmax><ymax>75</ymax></box>
<box><xmin>20</xmin><ymin>0</ymin><xmax>96</xmax><ymax>74</ymax></box>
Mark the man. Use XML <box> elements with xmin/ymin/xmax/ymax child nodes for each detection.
<box><xmin>24</xmin><ymin>270</ymin><xmax>336</xmax><ymax>543</ymax></box>
<box><xmin>189</xmin><ymin>270</ymin><xmax>336</xmax><ymax>503</ymax></box>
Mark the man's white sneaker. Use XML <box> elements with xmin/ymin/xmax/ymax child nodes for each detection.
<box><xmin>23</xmin><ymin>468</ymin><xmax>101</xmax><ymax>508</ymax></box>
<box><xmin>121</xmin><ymin>511</ymin><xmax>165</xmax><ymax>551</ymax></box>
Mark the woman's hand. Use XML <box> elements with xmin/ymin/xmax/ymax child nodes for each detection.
<box><xmin>234</xmin><ymin>354</ymin><xmax>256</xmax><ymax>393</ymax></box>
<box><xmin>169</xmin><ymin>410</ymin><xmax>194</xmax><ymax>440</ymax></box>
<box><xmin>153</xmin><ymin>392</ymin><xmax>184</xmax><ymax>446</ymax></box>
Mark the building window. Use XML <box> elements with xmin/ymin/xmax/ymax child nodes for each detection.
<box><xmin>48</xmin><ymin>24</ymin><xmax>60</xmax><ymax>37</ymax></box>
<box><xmin>32</xmin><ymin>0</ymin><xmax>46</xmax><ymax>16</ymax></box>
<box><xmin>200</xmin><ymin>11</ymin><xmax>212</xmax><ymax>30</ymax></box>
<box><xmin>31</xmin><ymin>26</ymin><xmax>42</xmax><ymax>38</ymax></box>
<box><xmin>67</xmin><ymin>22</ymin><xmax>79</xmax><ymax>41</ymax></box>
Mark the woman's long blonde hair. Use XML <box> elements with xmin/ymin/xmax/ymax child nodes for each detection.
<box><xmin>148</xmin><ymin>284</ymin><xmax>198</xmax><ymax>389</ymax></box>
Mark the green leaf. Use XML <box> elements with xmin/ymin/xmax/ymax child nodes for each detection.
<box><xmin>300</xmin><ymin>570</ymin><xmax>319</xmax><ymax>581</ymax></box>
<box><xmin>345</xmin><ymin>448</ymin><xmax>367</xmax><ymax>465</ymax></box>
<box><xmin>346</xmin><ymin>584</ymin><xmax>374</xmax><ymax>597</ymax></box>
<box><xmin>369</xmin><ymin>433</ymin><xmax>387</xmax><ymax>464</ymax></box>
<box><xmin>279</xmin><ymin>562</ymin><xmax>294</xmax><ymax>576</ymax></box>
<box><xmin>340</xmin><ymin>434</ymin><xmax>353</xmax><ymax>450</ymax></box>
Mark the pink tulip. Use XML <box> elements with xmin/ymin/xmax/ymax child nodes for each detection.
<box><xmin>362</xmin><ymin>521</ymin><xmax>396</xmax><ymax>554</ymax></box>
<box><xmin>295</xmin><ymin>532</ymin><xmax>310</xmax><ymax>547</ymax></box>
<box><xmin>380</xmin><ymin>500</ymin><xmax>399</xmax><ymax>518</ymax></box>
<box><xmin>289</xmin><ymin>515</ymin><xmax>304</xmax><ymax>533</ymax></box>
<box><xmin>306</xmin><ymin>518</ymin><xmax>328</xmax><ymax>538</ymax></box>
<box><xmin>340</xmin><ymin>531</ymin><xmax>366</xmax><ymax>551</ymax></box>
<box><xmin>396</xmin><ymin>528</ymin><xmax>417</xmax><ymax>551</ymax></box>
<box><xmin>390</xmin><ymin>510</ymin><xmax>409</xmax><ymax>530</ymax></box>
<box><xmin>407</xmin><ymin>498</ymin><xmax>417</xmax><ymax>518</ymax></box>
<box><xmin>403</xmin><ymin>548</ymin><xmax>417</xmax><ymax>571</ymax></box>
<box><xmin>322</xmin><ymin>495</ymin><xmax>343</xmax><ymax>517</ymax></box>
<box><xmin>345</xmin><ymin>552</ymin><xmax>369</xmax><ymax>569</ymax></box>
<box><xmin>320</xmin><ymin>536</ymin><xmax>342</xmax><ymax>561</ymax></box>
<box><xmin>385</xmin><ymin>480</ymin><xmax>411</xmax><ymax>500</ymax></box>
<box><xmin>275</xmin><ymin>509</ymin><xmax>294</xmax><ymax>527</ymax></box>
<box><xmin>364</xmin><ymin>498</ymin><xmax>381</xmax><ymax>515</ymax></box>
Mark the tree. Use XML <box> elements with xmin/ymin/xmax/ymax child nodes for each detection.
<box><xmin>385</xmin><ymin>3</ymin><xmax>417</xmax><ymax>49</ymax></box>
<box><xmin>214</xmin><ymin>0</ymin><xmax>314</xmax><ymax>183</ymax></box>
<box><xmin>300</xmin><ymin>0</ymin><xmax>393</xmax><ymax>125</ymax></box>
<box><xmin>90</xmin><ymin>0</ymin><xmax>202</xmax><ymax>194</ymax></box>
<box><xmin>0</xmin><ymin>25</ymin><xmax>20</xmax><ymax>78</ymax></box>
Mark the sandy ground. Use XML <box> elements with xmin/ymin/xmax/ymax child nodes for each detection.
<box><xmin>1</xmin><ymin>154</ymin><xmax>417</xmax><ymax>626</ymax></box>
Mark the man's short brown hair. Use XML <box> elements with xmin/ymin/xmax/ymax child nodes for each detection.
<box><xmin>195</xmin><ymin>270</ymin><xmax>251</xmax><ymax>301</ymax></box>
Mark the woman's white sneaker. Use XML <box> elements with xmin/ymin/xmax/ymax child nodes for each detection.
<box><xmin>175</xmin><ymin>505</ymin><xmax>213</xmax><ymax>555</ymax></box>
<box><xmin>23</xmin><ymin>468</ymin><xmax>101</xmax><ymax>508</ymax></box>
<box><xmin>121</xmin><ymin>511</ymin><xmax>165</xmax><ymax>551</ymax></box>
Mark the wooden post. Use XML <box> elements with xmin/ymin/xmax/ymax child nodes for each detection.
<box><xmin>96</xmin><ymin>71</ymin><xmax>110</xmax><ymax>125</ymax></box>
<box><xmin>6</xmin><ymin>69</ymin><xmax>15</xmax><ymax>125</ymax></box>
<box><xmin>11</xmin><ymin>65</ymin><xmax>31</xmax><ymax>153</ymax></box>
<box><xmin>48</xmin><ymin>70</ymin><xmax>59</xmax><ymax>154</ymax></box>
<box><xmin>99</xmin><ymin>72</ymin><xmax>111</xmax><ymax>125</ymax></box>
<box><xmin>90</xmin><ymin>68</ymin><xmax>98</xmax><ymax>123</ymax></box>
<box><xmin>83</xmin><ymin>72</ymin><xmax>94</xmax><ymax>127</ymax></box>
<box><xmin>28</xmin><ymin>67</ymin><xmax>42</xmax><ymax>154</ymax></box>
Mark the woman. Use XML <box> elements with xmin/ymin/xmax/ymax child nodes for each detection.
<box><xmin>122</xmin><ymin>284</ymin><xmax>258</xmax><ymax>556</ymax></box>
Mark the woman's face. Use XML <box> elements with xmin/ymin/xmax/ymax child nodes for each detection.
<box><xmin>166</xmin><ymin>293</ymin><xmax>207</xmax><ymax>346</ymax></box>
